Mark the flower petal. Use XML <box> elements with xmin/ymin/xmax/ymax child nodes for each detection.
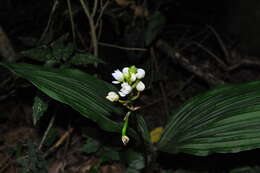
<box><xmin>112</xmin><ymin>81</ymin><xmax>120</xmax><ymax>84</ymax></box>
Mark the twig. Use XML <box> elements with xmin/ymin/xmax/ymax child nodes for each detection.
<box><xmin>97</xmin><ymin>20</ymin><xmax>103</xmax><ymax>40</ymax></box>
<box><xmin>95</xmin><ymin>0</ymin><xmax>110</xmax><ymax>29</ymax></box>
<box><xmin>207</xmin><ymin>26</ymin><xmax>230</xmax><ymax>63</ymax></box>
<box><xmin>190</xmin><ymin>41</ymin><xmax>228</xmax><ymax>70</ymax></box>
<box><xmin>142</xmin><ymin>75</ymin><xmax>194</xmax><ymax>110</ymax></box>
<box><xmin>0</xmin><ymin>162</ymin><xmax>9</xmax><ymax>173</ymax></box>
<box><xmin>44</xmin><ymin>127</ymin><xmax>74</xmax><ymax>158</ymax></box>
<box><xmin>95</xmin><ymin>0</ymin><xmax>110</xmax><ymax>40</ymax></box>
<box><xmin>0</xmin><ymin>153</ymin><xmax>12</xmax><ymax>173</ymax></box>
<box><xmin>156</xmin><ymin>39</ymin><xmax>224</xmax><ymax>86</ymax></box>
<box><xmin>150</xmin><ymin>47</ymin><xmax>169</xmax><ymax>119</ymax></box>
<box><xmin>77</xmin><ymin>31</ymin><xmax>89</xmax><ymax>50</ymax></box>
<box><xmin>38</xmin><ymin>115</ymin><xmax>56</xmax><ymax>151</ymax></box>
<box><xmin>39</xmin><ymin>0</ymin><xmax>59</xmax><ymax>43</ymax></box>
<box><xmin>98</xmin><ymin>42</ymin><xmax>147</xmax><ymax>51</ymax></box>
<box><xmin>66</xmin><ymin>0</ymin><xmax>76</xmax><ymax>43</ymax></box>
<box><xmin>0</xmin><ymin>156</ymin><xmax>9</xmax><ymax>173</ymax></box>
<box><xmin>91</xmin><ymin>0</ymin><xmax>98</xmax><ymax>17</ymax></box>
<box><xmin>80</xmin><ymin>0</ymin><xmax>98</xmax><ymax>58</ymax></box>
<box><xmin>228</xmin><ymin>59</ymin><xmax>260</xmax><ymax>71</ymax></box>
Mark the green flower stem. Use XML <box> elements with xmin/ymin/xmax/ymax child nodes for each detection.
<box><xmin>130</xmin><ymin>91</ymin><xmax>140</xmax><ymax>101</ymax></box>
<box><xmin>131</xmin><ymin>79</ymin><xmax>140</xmax><ymax>88</ymax></box>
<box><xmin>122</xmin><ymin>111</ymin><xmax>131</xmax><ymax>137</ymax></box>
<box><xmin>118</xmin><ymin>99</ymin><xmax>127</xmax><ymax>104</ymax></box>
<box><xmin>118</xmin><ymin>91</ymin><xmax>140</xmax><ymax>105</ymax></box>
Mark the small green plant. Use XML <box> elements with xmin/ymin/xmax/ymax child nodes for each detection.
<box><xmin>3</xmin><ymin>62</ymin><xmax>260</xmax><ymax>172</ymax></box>
<box><xmin>21</xmin><ymin>35</ymin><xmax>104</xmax><ymax>67</ymax></box>
<box><xmin>17</xmin><ymin>140</ymin><xmax>48</xmax><ymax>173</ymax></box>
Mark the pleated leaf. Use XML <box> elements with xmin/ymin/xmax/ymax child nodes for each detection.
<box><xmin>1</xmin><ymin>63</ymin><xmax>124</xmax><ymax>133</ymax></box>
<box><xmin>158</xmin><ymin>81</ymin><xmax>260</xmax><ymax>156</ymax></box>
<box><xmin>136</xmin><ymin>114</ymin><xmax>151</xmax><ymax>144</ymax></box>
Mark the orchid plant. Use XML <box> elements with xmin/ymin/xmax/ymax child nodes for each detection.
<box><xmin>106</xmin><ymin>65</ymin><xmax>145</xmax><ymax>145</ymax></box>
<box><xmin>4</xmin><ymin>62</ymin><xmax>260</xmax><ymax>173</ymax></box>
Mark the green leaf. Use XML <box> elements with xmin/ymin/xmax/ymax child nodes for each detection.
<box><xmin>21</xmin><ymin>46</ymin><xmax>53</xmax><ymax>62</ymax></box>
<box><xmin>125</xmin><ymin>150</ymin><xmax>145</xmax><ymax>170</ymax></box>
<box><xmin>32</xmin><ymin>96</ymin><xmax>48</xmax><ymax>125</ymax></box>
<box><xmin>125</xmin><ymin>167</ymin><xmax>141</xmax><ymax>173</ymax></box>
<box><xmin>69</xmin><ymin>53</ymin><xmax>105</xmax><ymax>66</ymax></box>
<box><xmin>82</xmin><ymin>137</ymin><xmax>100</xmax><ymax>154</ymax></box>
<box><xmin>0</xmin><ymin>63</ymin><xmax>126</xmax><ymax>133</ymax></box>
<box><xmin>161</xmin><ymin>169</ymin><xmax>174</xmax><ymax>173</ymax></box>
<box><xmin>136</xmin><ymin>114</ymin><xmax>151</xmax><ymax>144</ymax></box>
<box><xmin>158</xmin><ymin>81</ymin><xmax>260</xmax><ymax>156</ymax></box>
<box><xmin>145</xmin><ymin>11</ymin><xmax>165</xmax><ymax>46</ymax></box>
<box><xmin>230</xmin><ymin>166</ymin><xmax>260</xmax><ymax>173</ymax></box>
<box><xmin>99</xmin><ymin>147</ymin><xmax>120</xmax><ymax>162</ymax></box>
<box><xmin>52</xmin><ymin>42</ymin><xmax>74</xmax><ymax>61</ymax></box>
<box><xmin>22</xmin><ymin>34</ymin><xmax>74</xmax><ymax>63</ymax></box>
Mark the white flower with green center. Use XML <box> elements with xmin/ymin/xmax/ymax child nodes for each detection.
<box><xmin>136</xmin><ymin>81</ymin><xmax>145</xmax><ymax>91</ymax></box>
<box><xmin>112</xmin><ymin>70</ymin><xmax>124</xmax><ymax>84</ymax></box>
<box><xmin>106</xmin><ymin>91</ymin><xmax>119</xmax><ymax>102</ymax></box>
<box><xmin>119</xmin><ymin>82</ymin><xmax>132</xmax><ymax>97</ymax></box>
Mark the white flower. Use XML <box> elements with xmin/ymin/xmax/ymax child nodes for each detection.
<box><xmin>106</xmin><ymin>91</ymin><xmax>119</xmax><ymax>102</ymax></box>
<box><xmin>119</xmin><ymin>83</ymin><xmax>132</xmax><ymax>97</ymax></box>
<box><xmin>136</xmin><ymin>81</ymin><xmax>145</xmax><ymax>91</ymax></box>
<box><xmin>112</xmin><ymin>70</ymin><xmax>124</xmax><ymax>83</ymax></box>
<box><xmin>122</xmin><ymin>135</ymin><xmax>130</xmax><ymax>145</ymax></box>
<box><xmin>130</xmin><ymin>73</ymin><xmax>136</xmax><ymax>82</ymax></box>
<box><xmin>136</xmin><ymin>68</ymin><xmax>145</xmax><ymax>79</ymax></box>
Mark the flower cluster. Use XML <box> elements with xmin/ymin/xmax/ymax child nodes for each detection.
<box><xmin>106</xmin><ymin>66</ymin><xmax>145</xmax><ymax>102</ymax></box>
<box><xmin>106</xmin><ymin>66</ymin><xmax>145</xmax><ymax>146</ymax></box>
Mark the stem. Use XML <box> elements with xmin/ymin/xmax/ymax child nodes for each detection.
<box><xmin>118</xmin><ymin>91</ymin><xmax>140</xmax><ymax>106</ymax></box>
<box><xmin>79</xmin><ymin>0</ymin><xmax>99</xmax><ymax>64</ymax></box>
<box><xmin>130</xmin><ymin>91</ymin><xmax>140</xmax><ymax>101</ymax></box>
<box><xmin>98</xmin><ymin>42</ymin><xmax>147</xmax><ymax>51</ymax></box>
<box><xmin>39</xmin><ymin>0</ymin><xmax>59</xmax><ymax>44</ymax></box>
<box><xmin>67</xmin><ymin>0</ymin><xmax>76</xmax><ymax>43</ymax></box>
<box><xmin>91</xmin><ymin>0</ymin><xmax>98</xmax><ymax>17</ymax></box>
<box><xmin>38</xmin><ymin>115</ymin><xmax>56</xmax><ymax>150</ymax></box>
<box><xmin>122</xmin><ymin>111</ymin><xmax>131</xmax><ymax>137</ymax></box>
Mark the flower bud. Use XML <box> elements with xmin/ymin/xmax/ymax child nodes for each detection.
<box><xmin>129</xmin><ymin>65</ymin><xmax>137</xmax><ymax>74</ymax></box>
<box><xmin>122</xmin><ymin>135</ymin><xmax>130</xmax><ymax>145</ymax></box>
<box><xmin>106</xmin><ymin>91</ymin><xmax>119</xmax><ymax>102</ymax></box>
<box><xmin>136</xmin><ymin>68</ymin><xmax>145</xmax><ymax>79</ymax></box>
<box><xmin>136</xmin><ymin>81</ymin><xmax>145</xmax><ymax>91</ymax></box>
